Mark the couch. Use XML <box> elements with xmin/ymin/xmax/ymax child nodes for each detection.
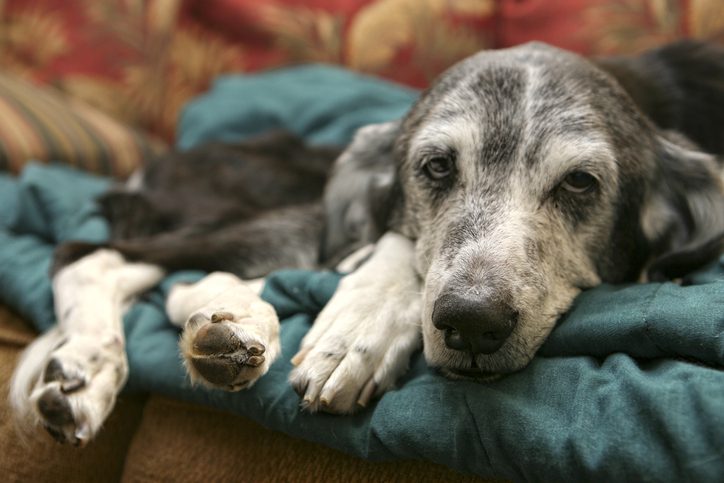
<box><xmin>1</xmin><ymin>1</ymin><xmax>722</xmax><ymax>481</ymax></box>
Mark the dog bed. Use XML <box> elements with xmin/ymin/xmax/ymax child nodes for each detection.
<box><xmin>0</xmin><ymin>66</ymin><xmax>722</xmax><ymax>482</ymax></box>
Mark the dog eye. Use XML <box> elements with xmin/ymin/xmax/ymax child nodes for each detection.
<box><xmin>423</xmin><ymin>156</ymin><xmax>454</xmax><ymax>180</ymax></box>
<box><xmin>561</xmin><ymin>171</ymin><xmax>597</xmax><ymax>193</ymax></box>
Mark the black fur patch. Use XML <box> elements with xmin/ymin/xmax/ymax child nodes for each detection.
<box><xmin>95</xmin><ymin>132</ymin><xmax>341</xmax><ymax>279</ymax></box>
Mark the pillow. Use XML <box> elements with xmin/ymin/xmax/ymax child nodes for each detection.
<box><xmin>0</xmin><ymin>74</ymin><xmax>165</xmax><ymax>178</ymax></box>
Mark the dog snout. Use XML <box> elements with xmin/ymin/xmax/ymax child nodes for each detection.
<box><xmin>432</xmin><ymin>293</ymin><xmax>518</xmax><ymax>355</ymax></box>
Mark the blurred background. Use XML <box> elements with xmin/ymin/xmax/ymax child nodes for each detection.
<box><xmin>1</xmin><ymin>0</ymin><xmax>723</xmax><ymax>173</ymax></box>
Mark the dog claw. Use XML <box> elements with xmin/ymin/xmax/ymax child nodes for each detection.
<box><xmin>60</xmin><ymin>378</ymin><xmax>85</xmax><ymax>394</ymax></box>
<box><xmin>43</xmin><ymin>358</ymin><xmax>86</xmax><ymax>395</ymax></box>
<box><xmin>74</xmin><ymin>424</ymin><xmax>90</xmax><ymax>445</ymax></box>
<box><xmin>291</xmin><ymin>347</ymin><xmax>310</xmax><ymax>366</ymax></box>
<box><xmin>357</xmin><ymin>379</ymin><xmax>377</xmax><ymax>408</ymax></box>
<box><xmin>246</xmin><ymin>355</ymin><xmax>265</xmax><ymax>367</ymax></box>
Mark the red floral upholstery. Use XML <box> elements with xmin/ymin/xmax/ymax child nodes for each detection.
<box><xmin>1</xmin><ymin>0</ymin><xmax>722</xmax><ymax>144</ymax></box>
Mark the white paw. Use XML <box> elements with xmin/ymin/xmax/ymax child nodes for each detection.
<box><xmin>12</xmin><ymin>247</ymin><xmax>163</xmax><ymax>446</ymax></box>
<box><xmin>289</xmin><ymin>265</ymin><xmax>422</xmax><ymax>414</ymax></box>
<box><xmin>27</xmin><ymin>333</ymin><xmax>128</xmax><ymax>446</ymax></box>
<box><xmin>178</xmin><ymin>280</ymin><xmax>280</xmax><ymax>391</ymax></box>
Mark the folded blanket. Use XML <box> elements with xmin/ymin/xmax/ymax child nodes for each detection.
<box><xmin>1</xmin><ymin>65</ymin><xmax>722</xmax><ymax>482</ymax></box>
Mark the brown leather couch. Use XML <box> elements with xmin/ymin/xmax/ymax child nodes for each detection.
<box><xmin>0</xmin><ymin>306</ymin><xmax>492</xmax><ymax>482</ymax></box>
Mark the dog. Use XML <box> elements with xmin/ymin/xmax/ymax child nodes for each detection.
<box><xmin>288</xmin><ymin>40</ymin><xmax>724</xmax><ymax>411</ymax></box>
<box><xmin>9</xmin><ymin>40</ymin><xmax>724</xmax><ymax>444</ymax></box>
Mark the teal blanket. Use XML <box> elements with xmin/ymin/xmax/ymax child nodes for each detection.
<box><xmin>1</xmin><ymin>66</ymin><xmax>722</xmax><ymax>482</ymax></box>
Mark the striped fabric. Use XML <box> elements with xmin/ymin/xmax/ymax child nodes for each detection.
<box><xmin>0</xmin><ymin>74</ymin><xmax>166</xmax><ymax>178</ymax></box>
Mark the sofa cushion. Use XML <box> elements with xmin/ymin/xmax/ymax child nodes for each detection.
<box><xmin>0</xmin><ymin>74</ymin><xmax>165</xmax><ymax>177</ymax></box>
<box><xmin>122</xmin><ymin>396</ymin><xmax>487</xmax><ymax>482</ymax></box>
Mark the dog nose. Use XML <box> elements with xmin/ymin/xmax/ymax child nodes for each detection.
<box><xmin>432</xmin><ymin>293</ymin><xmax>518</xmax><ymax>354</ymax></box>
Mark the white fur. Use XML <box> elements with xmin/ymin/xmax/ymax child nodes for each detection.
<box><xmin>9</xmin><ymin>249</ymin><xmax>280</xmax><ymax>446</ymax></box>
<box><xmin>171</xmin><ymin>272</ymin><xmax>280</xmax><ymax>390</ymax></box>
<box><xmin>335</xmin><ymin>243</ymin><xmax>375</xmax><ymax>273</ymax></box>
<box><xmin>9</xmin><ymin>249</ymin><xmax>164</xmax><ymax>445</ymax></box>
<box><xmin>166</xmin><ymin>272</ymin><xmax>249</xmax><ymax>327</ymax></box>
<box><xmin>289</xmin><ymin>232</ymin><xmax>422</xmax><ymax>413</ymax></box>
<box><xmin>8</xmin><ymin>327</ymin><xmax>65</xmax><ymax>435</ymax></box>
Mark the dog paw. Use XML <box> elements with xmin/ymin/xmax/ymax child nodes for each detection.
<box><xmin>29</xmin><ymin>334</ymin><xmax>128</xmax><ymax>446</ymax></box>
<box><xmin>288</xmin><ymin>273</ymin><xmax>422</xmax><ymax>414</ymax></box>
<box><xmin>178</xmin><ymin>284</ymin><xmax>280</xmax><ymax>391</ymax></box>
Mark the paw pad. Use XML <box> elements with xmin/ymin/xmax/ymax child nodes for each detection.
<box><xmin>186</xmin><ymin>319</ymin><xmax>268</xmax><ymax>388</ymax></box>
<box><xmin>193</xmin><ymin>324</ymin><xmax>242</xmax><ymax>355</ymax></box>
<box><xmin>37</xmin><ymin>387</ymin><xmax>74</xmax><ymax>428</ymax></box>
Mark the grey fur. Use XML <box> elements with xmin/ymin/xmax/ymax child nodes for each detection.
<box><xmin>338</xmin><ymin>42</ymin><xmax>724</xmax><ymax>378</ymax></box>
<box><xmin>321</xmin><ymin>121</ymin><xmax>400</xmax><ymax>265</ymax></box>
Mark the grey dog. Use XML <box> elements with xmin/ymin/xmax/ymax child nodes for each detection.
<box><xmin>10</xmin><ymin>41</ymin><xmax>724</xmax><ymax>444</ymax></box>
<box><xmin>290</xmin><ymin>40</ymin><xmax>724</xmax><ymax>410</ymax></box>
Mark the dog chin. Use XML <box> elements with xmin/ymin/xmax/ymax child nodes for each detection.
<box><xmin>423</xmin><ymin>328</ymin><xmax>535</xmax><ymax>381</ymax></box>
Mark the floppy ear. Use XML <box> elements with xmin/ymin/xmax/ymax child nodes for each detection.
<box><xmin>319</xmin><ymin>120</ymin><xmax>402</xmax><ymax>265</ymax></box>
<box><xmin>642</xmin><ymin>136</ymin><xmax>724</xmax><ymax>281</ymax></box>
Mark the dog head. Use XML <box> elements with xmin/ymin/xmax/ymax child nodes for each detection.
<box><xmin>332</xmin><ymin>42</ymin><xmax>724</xmax><ymax>379</ymax></box>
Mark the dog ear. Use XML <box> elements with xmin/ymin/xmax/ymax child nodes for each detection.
<box><xmin>642</xmin><ymin>136</ymin><xmax>724</xmax><ymax>281</ymax></box>
<box><xmin>319</xmin><ymin>120</ymin><xmax>401</xmax><ymax>265</ymax></box>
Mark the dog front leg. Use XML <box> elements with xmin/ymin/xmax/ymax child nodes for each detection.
<box><xmin>289</xmin><ymin>232</ymin><xmax>423</xmax><ymax>414</ymax></box>
<box><xmin>9</xmin><ymin>247</ymin><xmax>164</xmax><ymax>446</ymax></box>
